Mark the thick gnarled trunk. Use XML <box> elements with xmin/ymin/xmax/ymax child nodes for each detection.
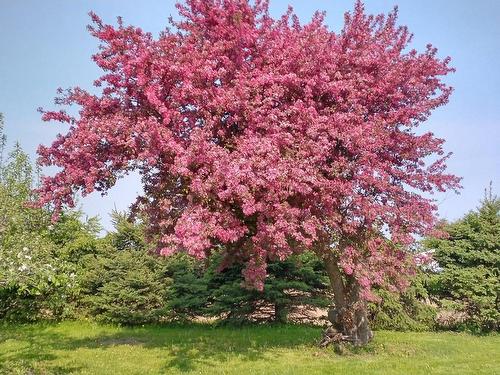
<box><xmin>322</xmin><ymin>253</ymin><xmax>373</xmax><ymax>347</ymax></box>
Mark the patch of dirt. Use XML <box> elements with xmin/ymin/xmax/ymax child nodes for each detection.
<box><xmin>288</xmin><ymin>305</ymin><xmax>328</xmax><ymax>326</ymax></box>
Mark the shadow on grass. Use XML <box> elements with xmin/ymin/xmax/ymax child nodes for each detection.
<box><xmin>0</xmin><ymin>322</ymin><xmax>324</xmax><ymax>373</ymax></box>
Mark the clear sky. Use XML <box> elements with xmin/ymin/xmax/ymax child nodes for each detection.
<box><xmin>1</xmin><ymin>0</ymin><xmax>499</xmax><ymax>232</ymax></box>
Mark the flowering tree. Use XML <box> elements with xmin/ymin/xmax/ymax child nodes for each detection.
<box><xmin>36</xmin><ymin>0</ymin><xmax>460</xmax><ymax>344</ymax></box>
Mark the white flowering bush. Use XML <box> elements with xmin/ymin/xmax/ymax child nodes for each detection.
<box><xmin>0</xmin><ymin>235</ymin><xmax>76</xmax><ymax>320</ymax></box>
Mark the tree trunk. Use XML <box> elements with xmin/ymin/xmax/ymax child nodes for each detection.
<box><xmin>274</xmin><ymin>302</ymin><xmax>288</xmax><ymax>323</ymax></box>
<box><xmin>322</xmin><ymin>253</ymin><xmax>373</xmax><ymax>346</ymax></box>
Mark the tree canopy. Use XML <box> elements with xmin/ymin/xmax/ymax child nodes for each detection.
<box><xmin>36</xmin><ymin>0</ymin><xmax>459</xmax><ymax>313</ymax></box>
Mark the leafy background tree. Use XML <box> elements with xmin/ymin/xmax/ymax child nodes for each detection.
<box><xmin>0</xmin><ymin>118</ymin><xmax>74</xmax><ymax>321</ymax></box>
<box><xmin>0</xmin><ymin>116</ymin><xmax>107</xmax><ymax>321</ymax></box>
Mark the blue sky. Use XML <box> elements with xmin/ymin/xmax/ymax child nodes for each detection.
<box><xmin>1</xmin><ymin>0</ymin><xmax>499</xmax><ymax>231</ymax></box>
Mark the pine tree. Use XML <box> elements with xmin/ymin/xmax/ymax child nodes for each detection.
<box><xmin>78</xmin><ymin>213</ymin><xmax>170</xmax><ymax>325</ymax></box>
<box><xmin>167</xmin><ymin>251</ymin><xmax>329</xmax><ymax>324</ymax></box>
<box><xmin>424</xmin><ymin>184</ymin><xmax>500</xmax><ymax>331</ymax></box>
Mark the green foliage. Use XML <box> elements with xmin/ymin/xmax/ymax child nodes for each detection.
<box><xmin>79</xmin><ymin>250</ymin><xmax>170</xmax><ymax>325</ymax></box>
<box><xmin>78</xmin><ymin>213</ymin><xmax>170</xmax><ymax>325</ymax></box>
<box><xmin>0</xmin><ymin>113</ymin><xmax>6</xmax><ymax>165</ymax></box>
<box><xmin>0</xmin><ymin>134</ymin><xmax>75</xmax><ymax>321</ymax></box>
<box><xmin>369</xmin><ymin>273</ymin><xmax>437</xmax><ymax>331</ymax></box>
<box><xmin>109</xmin><ymin>209</ymin><xmax>147</xmax><ymax>252</ymax></box>
<box><xmin>0</xmin><ymin>143</ymin><xmax>47</xmax><ymax>238</ymax></box>
<box><xmin>167</xmin><ymin>251</ymin><xmax>329</xmax><ymax>324</ymax></box>
<box><xmin>0</xmin><ymin>236</ymin><xmax>76</xmax><ymax>322</ymax></box>
<box><xmin>165</xmin><ymin>253</ymin><xmax>209</xmax><ymax>320</ymax></box>
<box><xmin>0</xmin><ymin>124</ymin><xmax>100</xmax><ymax>321</ymax></box>
<box><xmin>424</xmin><ymin>186</ymin><xmax>500</xmax><ymax>331</ymax></box>
<box><xmin>46</xmin><ymin>211</ymin><xmax>101</xmax><ymax>263</ymax></box>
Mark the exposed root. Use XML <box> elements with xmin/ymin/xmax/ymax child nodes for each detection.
<box><xmin>318</xmin><ymin>326</ymin><xmax>355</xmax><ymax>348</ymax></box>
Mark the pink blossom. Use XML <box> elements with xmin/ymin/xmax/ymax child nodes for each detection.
<box><xmin>36</xmin><ymin>0</ymin><xmax>459</xmax><ymax>294</ymax></box>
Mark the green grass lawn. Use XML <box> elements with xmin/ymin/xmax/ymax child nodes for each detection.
<box><xmin>0</xmin><ymin>322</ymin><xmax>498</xmax><ymax>375</ymax></box>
